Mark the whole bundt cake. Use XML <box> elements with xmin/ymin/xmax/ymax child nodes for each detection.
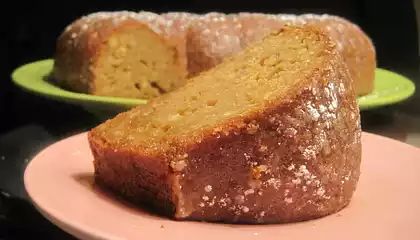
<box><xmin>53</xmin><ymin>11</ymin><xmax>376</xmax><ymax>99</ymax></box>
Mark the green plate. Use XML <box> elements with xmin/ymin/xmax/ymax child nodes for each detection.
<box><xmin>356</xmin><ymin>68</ymin><xmax>416</xmax><ymax>109</ymax></box>
<box><xmin>11</xmin><ymin>59</ymin><xmax>416</xmax><ymax>119</ymax></box>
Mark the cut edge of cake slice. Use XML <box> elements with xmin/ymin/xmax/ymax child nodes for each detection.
<box><xmin>52</xmin><ymin>11</ymin><xmax>187</xmax><ymax>99</ymax></box>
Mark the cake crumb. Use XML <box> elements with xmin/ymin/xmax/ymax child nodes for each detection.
<box><xmin>218</xmin><ymin>197</ymin><xmax>230</xmax><ymax>207</ymax></box>
<box><xmin>178</xmin><ymin>153</ymin><xmax>188</xmax><ymax>159</ymax></box>
<box><xmin>242</xmin><ymin>206</ymin><xmax>250</xmax><ymax>213</ymax></box>
<box><xmin>292</xmin><ymin>179</ymin><xmax>302</xmax><ymax>185</ymax></box>
<box><xmin>160</xmin><ymin>225</ymin><xmax>165</xmax><ymax>229</ymax></box>
<box><xmin>246</xmin><ymin>123</ymin><xmax>259</xmax><ymax>134</ymax></box>
<box><xmin>284</xmin><ymin>127</ymin><xmax>298</xmax><ymax>137</ymax></box>
<box><xmin>252</xmin><ymin>165</ymin><xmax>268</xmax><ymax>179</ymax></box>
<box><xmin>256</xmin><ymin>165</ymin><xmax>268</xmax><ymax>172</ymax></box>
<box><xmin>170</xmin><ymin>160</ymin><xmax>187</xmax><ymax>172</ymax></box>
<box><xmin>316</xmin><ymin>187</ymin><xmax>325</xmax><ymax>196</ymax></box>
<box><xmin>204</xmin><ymin>185</ymin><xmax>213</xmax><ymax>192</ymax></box>
<box><xmin>306</xmin><ymin>103</ymin><xmax>320</xmax><ymax>121</ymax></box>
<box><xmin>258</xmin><ymin>145</ymin><xmax>268</xmax><ymax>152</ymax></box>
<box><xmin>300</xmin><ymin>147</ymin><xmax>316</xmax><ymax>160</ymax></box>
<box><xmin>1</xmin><ymin>191</ymin><xmax>10</xmax><ymax>198</ymax></box>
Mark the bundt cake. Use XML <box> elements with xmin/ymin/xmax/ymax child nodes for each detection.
<box><xmin>88</xmin><ymin>25</ymin><xmax>362</xmax><ymax>223</ymax></box>
<box><xmin>53</xmin><ymin>11</ymin><xmax>376</xmax><ymax>99</ymax></box>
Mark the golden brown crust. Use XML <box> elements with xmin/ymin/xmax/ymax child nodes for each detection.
<box><xmin>88</xmin><ymin>26</ymin><xmax>362</xmax><ymax>223</ymax></box>
<box><xmin>88</xmin><ymin>133</ymin><xmax>177</xmax><ymax>216</ymax></box>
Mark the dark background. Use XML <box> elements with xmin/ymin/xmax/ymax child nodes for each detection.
<box><xmin>0</xmin><ymin>0</ymin><xmax>419</xmax><ymax>239</ymax></box>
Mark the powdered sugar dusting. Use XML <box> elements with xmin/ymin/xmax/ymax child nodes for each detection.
<box><xmin>204</xmin><ymin>185</ymin><xmax>213</xmax><ymax>192</ymax></box>
<box><xmin>244</xmin><ymin>189</ymin><xmax>255</xmax><ymax>196</ymax></box>
<box><xmin>187</xmin><ymin>12</ymin><xmax>243</xmax><ymax>74</ymax></box>
<box><xmin>306</xmin><ymin>102</ymin><xmax>320</xmax><ymax>121</ymax></box>
<box><xmin>265</xmin><ymin>178</ymin><xmax>282</xmax><ymax>190</ymax></box>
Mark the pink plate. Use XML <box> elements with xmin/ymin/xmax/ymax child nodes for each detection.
<box><xmin>24</xmin><ymin>132</ymin><xmax>420</xmax><ymax>240</ymax></box>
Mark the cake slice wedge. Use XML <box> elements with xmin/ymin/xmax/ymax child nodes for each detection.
<box><xmin>88</xmin><ymin>24</ymin><xmax>362</xmax><ymax>224</ymax></box>
<box><xmin>52</xmin><ymin>11</ymin><xmax>186</xmax><ymax>99</ymax></box>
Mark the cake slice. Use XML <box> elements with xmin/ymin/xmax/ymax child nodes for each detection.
<box><xmin>88</xmin><ymin>25</ymin><xmax>362</xmax><ymax>223</ymax></box>
<box><xmin>52</xmin><ymin>11</ymin><xmax>186</xmax><ymax>99</ymax></box>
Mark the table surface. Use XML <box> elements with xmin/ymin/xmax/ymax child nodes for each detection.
<box><xmin>0</xmin><ymin>102</ymin><xmax>419</xmax><ymax>240</ymax></box>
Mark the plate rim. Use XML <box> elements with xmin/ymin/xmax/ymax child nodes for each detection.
<box><xmin>23</xmin><ymin>131</ymin><xmax>420</xmax><ymax>240</ymax></box>
<box><xmin>356</xmin><ymin>68</ymin><xmax>416</xmax><ymax>110</ymax></box>
<box><xmin>23</xmin><ymin>131</ymin><xmax>126</xmax><ymax>240</ymax></box>
<box><xmin>11</xmin><ymin>59</ymin><xmax>148</xmax><ymax>107</ymax></box>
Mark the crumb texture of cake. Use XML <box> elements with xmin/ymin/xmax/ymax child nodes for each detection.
<box><xmin>54</xmin><ymin>11</ymin><xmax>376</xmax><ymax>99</ymax></box>
<box><xmin>52</xmin><ymin>11</ymin><xmax>186</xmax><ymax>99</ymax></box>
<box><xmin>88</xmin><ymin>25</ymin><xmax>362</xmax><ymax>224</ymax></box>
